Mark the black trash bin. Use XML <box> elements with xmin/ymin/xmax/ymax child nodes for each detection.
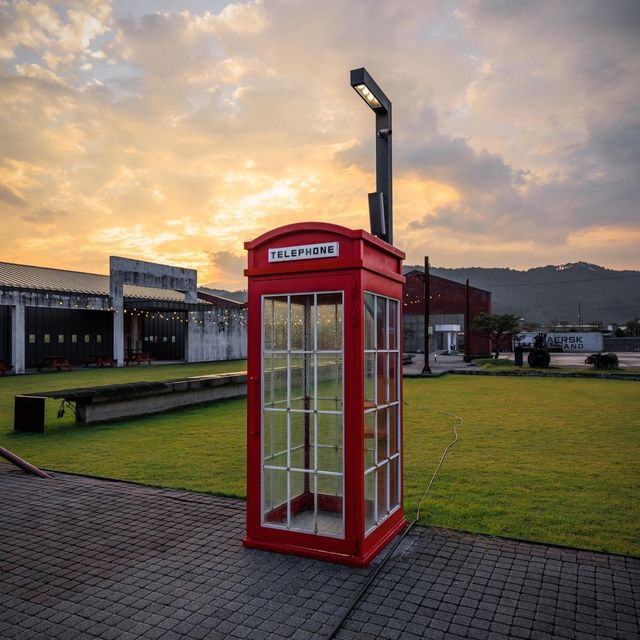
<box><xmin>514</xmin><ymin>346</ymin><xmax>524</xmax><ymax>367</ymax></box>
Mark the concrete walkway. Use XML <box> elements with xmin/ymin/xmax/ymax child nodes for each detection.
<box><xmin>1</xmin><ymin>464</ymin><xmax>638</xmax><ymax>640</ymax></box>
<box><xmin>404</xmin><ymin>352</ymin><xmax>478</xmax><ymax>376</ymax></box>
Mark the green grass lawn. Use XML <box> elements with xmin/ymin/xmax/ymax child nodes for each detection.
<box><xmin>1</xmin><ymin>365</ymin><xmax>638</xmax><ymax>556</ymax></box>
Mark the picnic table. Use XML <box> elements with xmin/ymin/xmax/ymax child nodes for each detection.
<box><xmin>37</xmin><ymin>356</ymin><xmax>72</xmax><ymax>372</ymax></box>
<box><xmin>83</xmin><ymin>354</ymin><xmax>117</xmax><ymax>368</ymax></box>
<box><xmin>125</xmin><ymin>352</ymin><xmax>153</xmax><ymax>366</ymax></box>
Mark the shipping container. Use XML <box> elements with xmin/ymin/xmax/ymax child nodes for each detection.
<box><xmin>514</xmin><ymin>332</ymin><xmax>603</xmax><ymax>352</ymax></box>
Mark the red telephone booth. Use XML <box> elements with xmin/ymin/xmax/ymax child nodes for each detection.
<box><xmin>243</xmin><ymin>222</ymin><xmax>406</xmax><ymax>567</ymax></box>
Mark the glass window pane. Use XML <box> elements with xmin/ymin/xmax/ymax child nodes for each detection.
<box><xmin>290</xmin><ymin>294</ymin><xmax>313</xmax><ymax>351</ymax></box>
<box><xmin>376</xmin><ymin>352</ymin><xmax>388</xmax><ymax>406</ymax></box>
<box><xmin>317</xmin><ymin>473</ymin><xmax>343</xmax><ymax>536</ymax></box>
<box><xmin>364</xmin><ymin>293</ymin><xmax>375</xmax><ymax>350</ymax></box>
<box><xmin>316</xmin><ymin>353</ymin><xmax>342</xmax><ymax>412</ymax></box>
<box><xmin>364</xmin><ymin>353</ymin><xmax>375</xmax><ymax>408</ymax></box>
<box><xmin>376</xmin><ymin>297</ymin><xmax>387</xmax><ymax>350</ymax></box>
<box><xmin>263</xmin><ymin>355</ymin><xmax>288</xmax><ymax>408</ymax></box>
<box><xmin>389</xmin><ymin>457</ymin><xmax>400</xmax><ymax>510</ymax></box>
<box><xmin>317</xmin><ymin>412</ymin><xmax>342</xmax><ymax>474</ymax></box>
<box><xmin>364</xmin><ymin>412</ymin><xmax>375</xmax><ymax>471</ymax></box>
<box><xmin>389</xmin><ymin>404</ymin><xmax>399</xmax><ymax>456</ymax></box>
<box><xmin>389</xmin><ymin>352</ymin><xmax>398</xmax><ymax>403</ymax></box>
<box><xmin>289</xmin><ymin>411</ymin><xmax>311</xmax><ymax>470</ymax></box>
<box><xmin>365</xmin><ymin>470</ymin><xmax>375</xmax><ymax>531</ymax></box>
<box><xmin>264</xmin><ymin>296</ymin><xmax>288</xmax><ymax>351</ymax></box>
<box><xmin>263</xmin><ymin>468</ymin><xmax>287</xmax><ymax>525</ymax></box>
<box><xmin>289</xmin><ymin>471</ymin><xmax>313</xmax><ymax>532</ymax></box>
<box><xmin>264</xmin><ymin>410</ymin><xmax>287</xmax><ymax>467</ymax></box>
<box><xmin>290</xmin><ymin>353</ymin><xmax>313</xmax><ymax>411</ymax></box>
<box><xmin>376</xmin><ymin>407</ymin><xmax>388</xmax><ymax>462</ymax></box>
<box><xmin>317</xmin><ymin>293</ymin><xmax>342</xmax><ymax>351</ymax></box>
<box><xmin>377</xmin><ymin>463</ymin><xmax>389</xmax><ymax>520</ymax></box>
<box><xmin>388</xmin><ymin>299</ymin><xmax>398</xmax><ymax>350</ymax></box>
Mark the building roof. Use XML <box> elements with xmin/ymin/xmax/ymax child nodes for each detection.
<box><xmin>0</xmin><ymin>261</ymin><xmax>185</xmax><ymax>301</ymax></box>
<box><xmin>404</xmin><ymin>268</ymin><xmax>492</xmax><ymax>295</ymax></box>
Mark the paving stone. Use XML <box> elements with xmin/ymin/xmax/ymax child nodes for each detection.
<box><xmin>1</xmin><ymin>465</ymin><xmax>639</xmax><ymax>640</ymax></box>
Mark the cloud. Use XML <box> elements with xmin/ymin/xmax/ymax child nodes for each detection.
<box><xmin>0</xmin><ymin>0</ymin><xmax>638</xmax><ymax>283</ymax></box>
<box><xmin>207</xmin><ymin>249</ymin><xmax>246</xmax><ymax>287</ymax></box>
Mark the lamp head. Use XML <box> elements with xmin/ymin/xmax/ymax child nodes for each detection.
<box><xmin>350</xmin><ymin>67</ymin><xmax>390</xmax><ymax>113</ymax></box>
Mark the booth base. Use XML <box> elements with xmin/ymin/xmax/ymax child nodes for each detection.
<box><xmin>243</xmin><ymin>517</ymin><xmax>407</xmax><ymax>567</ymax></box>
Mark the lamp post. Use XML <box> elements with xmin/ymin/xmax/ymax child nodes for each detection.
<box><xmin>422</xmin><ymin>256</ymin><xmax>432</xmax><ymax>374</ymax></box>
<box><xmin>464</xmin><ymin>278</ymin><xmax>471</xmax><ymax>362</ymax></box>
<box><xmin>350</xmin><ymin>67</ymin><xmax>392</xmax><ymax>245</ymax></box>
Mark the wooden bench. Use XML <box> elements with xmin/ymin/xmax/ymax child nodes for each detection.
<box><xmin>83</xmin><ymin>355</ymin><xmax>117</xmax><ymax>368</ymax></box>
<box><xmin>0</xmin><ymin>360</ymin><xmax>13</xmax><ymax>376</ymax></box>
<box><xmin>37</xmin><ymin>356</ymin><xmax>72</xmax><ymax>372</ymax></box>
<box><xmin>124</xmin><ymin>352</ymin><xmax>153</xmax><ymax>366</ymax></box>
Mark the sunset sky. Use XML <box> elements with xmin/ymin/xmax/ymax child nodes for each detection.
<box><xmin>1</xmin><ymin>0</ymin><xmax>639</xmax><ymax>288</ymax></box>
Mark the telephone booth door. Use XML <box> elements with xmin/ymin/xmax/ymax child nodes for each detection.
<box><xmin>262</xmin><ymin>291</ymin><xmax>345</xmax><ymax>537</ymax></box>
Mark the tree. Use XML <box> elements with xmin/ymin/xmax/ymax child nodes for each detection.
<box><xmin>472</xmin><ymin>312</ymin><xmax>520</xmax><ymax>358</ymax></box>
<box><xmin>625</xmin><ymin>319</ymin><xmax>640</xmax><ymax>337</ymax></box>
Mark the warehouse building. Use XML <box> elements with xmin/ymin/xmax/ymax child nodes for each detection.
<box><xmin>403</xmin><ymin>268</ymin><xmax>492</xmax><ymax>357</ymax></box>
<box><xmin>0</xmin><ymin>257</ymin><xmax>246</xmax><ymax>374</ymax></box>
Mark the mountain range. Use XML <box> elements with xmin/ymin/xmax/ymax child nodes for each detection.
<box><xmin>203</xmin><ymin>262</ymin><xmax>640</xmax><ymax>326</ymax></box>
<box><xmin>411</xmin><ymin>262</ymin><xmax>640</xmax><ymax>326</ymax></box>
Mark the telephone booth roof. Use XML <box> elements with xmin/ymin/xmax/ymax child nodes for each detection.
<box><xmin>244</xmin><ymin>222</ymin><xmax>405</xmax><ymax>281</ymax></box>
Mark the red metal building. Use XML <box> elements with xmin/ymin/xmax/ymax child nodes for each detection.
<box><xmin>403</xmin><ymin>269</ymin><xmax>492</xmax><ymax>357</ymax></box>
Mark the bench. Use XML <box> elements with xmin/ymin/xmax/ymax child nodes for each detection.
<box><xmin>83</xmin><ymin>355</ymin><xmax>117</xmax><ymax>368</ymax></box>
<box><xmin>125</xmin><ymin>352</ymin><xmax>153</xmax><ymax>366</ymax></box>
<box><xmin>0</xmin><ymin>360</ymin><xmax>13</xmax><ymax>376</ymax></box>
<box><xmin>37</xmin><ymin>356</ymin><xmax>72</xmax><ymax>372</ymax></box>
<box><xmin>14</xmin><ymin>372</ymin><xmax>248</xmax><ymax>431</ymax></box>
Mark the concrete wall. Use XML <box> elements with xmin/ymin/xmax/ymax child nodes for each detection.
<box><xmin>187</xmin><ymin>308</ymin><xmax>247</xmax><ymax>362</ymax></box>
<box><xmin>110</xmin><ymin>257</ymin><xmax>197</xmax><ymax>366</ymax></box>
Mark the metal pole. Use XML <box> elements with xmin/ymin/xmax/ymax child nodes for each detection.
<box><xmin>421</xmin><ymin>257</ymin><xmax>431</xmax><ymax>374</ymax></box>
<box><xmin>0</xmin><ymin>446</ymin><xmax>52</xmax><ymax>479</ymax></box>
<box><xmin>376</xmin><ymin>109</ymin><xmax>392</xmax><ymax>245</ymax></box>
<box><xmin>464</xmin><ymin>278</ymin><xmax>471</xmax><ymax>363</ymax></box>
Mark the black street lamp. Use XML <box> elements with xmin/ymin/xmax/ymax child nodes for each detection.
<box><xmin>350</xmin><ymin>67</ymin><xmax>393</xmax><ymax>245</ymax></box>
<box><xmin>422</xmin><ymin>256</ymin><xmax>432</xmax><ymax>374</ymax></box>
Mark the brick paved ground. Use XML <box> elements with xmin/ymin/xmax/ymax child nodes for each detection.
<box><xmin>1</xmin><ymin>463</ymin><xmax>639</xmax><ymax>640</ymax></box>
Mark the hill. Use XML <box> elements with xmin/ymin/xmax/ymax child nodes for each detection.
<box><xmin>204</xmin><ymin>263</ymin><xmax>639</xmax><ymax>326</ymax></box>
<box><xmin>404</xmin><ymin>262</ymin><xmax>640</xmax><ymax>326</ymax></box>
<box><xmin>199</xmin><ymin>287</ymin><xmax>248</xmax><ymax>303</ymax></box>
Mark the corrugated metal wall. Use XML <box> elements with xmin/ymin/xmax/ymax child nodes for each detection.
<box><xmin>0</xmin><ymin>305</ymin><xmax>11</xmax><ymax>365</ymax></box>
<box><xmin>25</xmin><ymin>308</ymin><xmax>113</xmax><ymax>368</ymax></box>
<box><xmin>141</xmin><ymin>313</ymin><xmax>185</xmax><ymax>360</ymax></box>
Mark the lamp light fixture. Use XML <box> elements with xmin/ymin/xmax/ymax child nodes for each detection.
<box><xmin>350</xmin><ymin>67</ymin><xmax>393</xmax><ymax>244</ymax></box>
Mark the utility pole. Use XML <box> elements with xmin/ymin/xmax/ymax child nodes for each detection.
<box><xmin>421</xmin><ymin>256</ymin><xmax>431</xmax><ymax>374</ymax></box>
<box><xmin>578</xmin><ymin>302</ymin><xmax>582</xmax><ymax>329</ymax></box>
<box><xmin>464</xmin><ymin>278</ymin><xmax>471</xmax><ymax>363</ymax></box>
